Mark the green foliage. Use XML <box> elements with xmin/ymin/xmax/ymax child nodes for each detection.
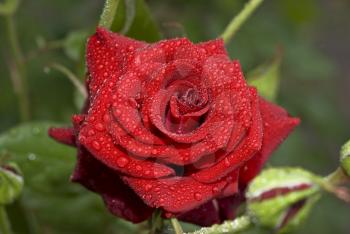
<box><xmin>340</xmin><ymin>139</ymin><xmax>350</xmax><ymax>177</ymax></box>
<box><xmin>247</xmin><ymin>51</ymin><xmax>281</xmax><ymax>101</ymax></box>
<box><xmin>246</xmin><ymin>168</ymin><xmax>321</xmax><ymax>233</ymax></box>
<box><xmin>0</xmin><ymin>163</ymin><xmax>23</xmax><ymax>206</ymax></box>
<box><xmin>111</xmin><ymin>0</ymin><xmax>161</xmax><ymax>42</ymax></box>
<box><xmin>63</xmin><ymin>30</ymin><xmax>89</xmax><ymax>61</ymax></box>
<box><xmin>0</xmin><ymin>122</ymin><xmax>137</xmax><ymax>234</ymax></box>
<box><xmin>0</xmin><ymin>0</ymin><xmax>19</xmax><ymax>16</ymax></box>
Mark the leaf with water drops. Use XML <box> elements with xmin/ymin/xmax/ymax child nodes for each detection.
<box><xmin>111</xmin><ymin>0</ymin><xmax>161</xmax><ymax>42</ymax></box>
<box><xmin>0</xmin><ymin>122</ymin><xmax>138</xmax><ymax>234</ymax></box>
<box><xmin>247</xmin><ymin>50</ymin><xmax>282</xmax><ymax>101</ymax></box>
<box><xmin>0</xmin><ymin>162</ymin><xmax>23</xmax><ymax>205</ymax></box>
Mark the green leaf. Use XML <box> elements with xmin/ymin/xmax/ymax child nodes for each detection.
<box><xmin>63</xmin><ymin>30</ymin><xmax>89</xmax><ymax>61</ymax></box>
<box><xmin>111</xmin><ymin>0</ymin><xmax>161</xmax><ymax>42</ymax></box>
<box><xmin>247</xmin><ymin>51</ymin><xmax>282</xmax><ymax>101</ymax></box>
<box><xmin>340</xmin><ymin>139</ymin><xmax>350</xmax><ymax>177</ymax></box>
<box><xmin>0</xmin><ymin>163</ymin><xmax>23</xmax><ymax>205</ymax></box>
<box><xmin>0</xmin><ymin>0</ymin><xmax>19</xmax><ymax>16</ymax></box>
<box><xmin>0</xmin><ymin>122</ymin><xmax>138</xmax><ymax>234</ymax></box>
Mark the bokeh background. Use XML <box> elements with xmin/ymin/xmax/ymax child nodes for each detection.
<box><xmin>0</xmin><ymin>0</ymin><xmax>349</xmax><ymax>233</ymax></box>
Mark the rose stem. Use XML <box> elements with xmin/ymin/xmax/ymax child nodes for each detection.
<box><xmin>186</xmin><ymin>216</ymin><xmax>252</xmax><ymax>234</ymax></box>
<box><xmin>99</xmin><ymin>0</ymin><xmax>120</xmax><ymax>29</ymax></box>
<box><xmin>4</xmin><ymin>14</ymin><xmax>30</xmax><ymax>121</ymax></box>
<box><xmin>220</xmin><ymin>0</ymin><xmax>264</xmax><ymax>44</ymax></box>
<box><xmin>171</xmin><ymin>218</ymin><xmax>184</xmax><ymax>234</ymax></box>
<box><xmin>46</xmin><ymin>63</ymin><xmax>87</xmax><ymax>99</ymax></box>
<box><xmin>0</xmin><ymin>206</ymin><xmax>13</xmax><ymax>234</ymax></box>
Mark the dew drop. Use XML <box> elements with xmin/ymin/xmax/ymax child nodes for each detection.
<box><xmin>194</xmin><ymin>192</ymin><xmax>202</xmax><ymax>201</ymax></box>
<box><xmin>32</xmin><ymin>127</ymin><xmax>41</xmax><ymax>135</ymax></box>
<box><xmin>212</xmin><ymin>186</ymin><xmax>219</xmax><ymax>193</ymax></box>
<box><xmin>145</xmin><ymin>184</ymin><xmax>152</xmax><ymax>191</ymax></box>
<box><xmin>116</xmin><ymin>157</ymin><xmax>129</xmax><ymax>168</ymax></box>
<box><xmin>95</xmin><ymin>123</ymin><xmax>104</xmax><ymax>131</ymax></box>
<box><xmin>28</xmin><ymin>153</ymin><xmax>37</xmax><ymax>161</ymax></box>
<box><xmin>92</xmin><ymin>141</ymin><xmax>101</xmax><ymax>150</ymax></box>
<box><xmin>224</xmin><ymin>158</ymin><xmax>230</xmax><ymax>167</ymax></box>
<box><xmin>88</xmin><ymin>129</ymin><xmax>95</xmax><ymax>136</ymax></box>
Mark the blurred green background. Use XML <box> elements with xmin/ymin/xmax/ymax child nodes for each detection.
<box><xmin>0</xmin><ymin>0</ymin><xmax>349</xmax><ymax>233</ymax></box>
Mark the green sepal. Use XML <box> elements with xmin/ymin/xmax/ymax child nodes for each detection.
<box><xmin>340</xmin><ymin>139</ymin><xmax>350</xmax><ymax>177</ymax></box>
<box><xmin>247</xmin><ymin>50</ymin><xmax>282</xmax><ymax>101</ymax></box>
<box><xmin>246</xmin><ymin>167</ymin><xmax>321</xmax><ymax>233</ymax></box>
<box><xmin>0</xmin><ymin>162</ymin><xmax>23</xmax><ymax>205</ymax></box>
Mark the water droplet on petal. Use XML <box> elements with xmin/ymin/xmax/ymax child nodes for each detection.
<box><xmin>194</xmin><ymin>192</ymin><xmax>202</xmax><ymax>201</ymax></box>
<box><xmin>95</xmin><ymin>123</ymin><xmax>104</xmax><ymax>131</ymax></box>
<box><xmin>145</xmin><ymin>184</ymin><xmax>152</xmax><ymax>191</ymax></box>
<box><xmin>224</xmin><ymin>158</ymin><xmax>230</xmax><ymax>167</ymax></box>
<box><xmin>92</xmin><ymin>141</ymin><xmax>101</xmax><ymax>150</ymax></box>
<box><xmin>116</xmin><ymin>157</ymin><xmax>129</xmax><ymax>168</ymax></box>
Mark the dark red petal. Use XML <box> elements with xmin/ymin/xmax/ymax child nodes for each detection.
<box><xmin>239</xmin><ymin>98</ymin><xmax>300</xmax><ymax>186</ymax></box>
<box><xmin>178</xmin><ymin>200</ymin><xmax>220</xmax><ymax>226</ymax></box>
<box><xmin>78</xmin><ymin>129</ymin><xmax>175</xmax><ymax>178</ymax></box>
<box><xmin>192</xmin><ymin>89</ymin><xmax>263</xmax><ymax>183</ymax></box>
<box><xmin>72</xmin><ymin>148</ymin><xmax>153</xmax><ymax>223</ymax></box>
<box><xmin>123</xmin><ymin>176</ymin><xmax>227</xmax><ymax>214</ymax></box>
<box><xmin>217</xmin><ymin>194</ymin><xmax>244</xmax><ymax>221</ymax></box>
<box><xmin>134</xmin><ymin>38</ymin><xmax>206</xmax><ymax>65</ymax></box>
<box><xmin>197</xmin><ymin>39</ymin><xmax>227</xmax><ymax>56</ymax></box>
<box><xmin>48</xmin><ymin>127</ymin><xmax>75</xmax><ymax>146</ymax></box>
<box><xmin>86</xmin><ymin>27</ymin><xmax>146</xmax><ymax>97</ymax></box>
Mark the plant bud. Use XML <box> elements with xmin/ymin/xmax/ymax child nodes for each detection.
<box><xmin>340</xmin><ymin>139</ymin><xmax>350</xmax><ymax>177</ymax></box>
<box><xmin>246</xmin><ymin>167</ymin><xmax>321</xmax><ymax>233</ymax></box>
<box><xmin>0</xmin><ymin>162</ymin><xmax>24</xmax><ymax>205</ymax></box>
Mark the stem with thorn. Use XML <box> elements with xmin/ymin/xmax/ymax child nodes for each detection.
<box><xmin>220</xmin><ymin>0</ymin><xmax>264</xmax><ymax>44</ymax></box>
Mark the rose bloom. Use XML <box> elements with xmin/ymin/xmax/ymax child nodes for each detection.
<box><xmin>49</xmin><ymin>28</ymin><xmax>299</xmax><ymax>226</ymax></box>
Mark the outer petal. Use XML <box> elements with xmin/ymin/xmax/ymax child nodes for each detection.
<box><xmin>72</xmin><ymin>148</ymin><xmax>154</xmax><ymax>223</ymax></box>
<box><xmin>122</xmin><ymin>176</ymin><xmax>228</xmax><ymax>214</ymax></box>
<box><xmin>191</xmin><ymin>89</ymin><xmax>263</xmax><ymax>183</ymax></box>
<box><xmin>239</xmin><ymin>97</ymin><xmax>300</xmax><ymax>186</ymax></box>
<box><xmin>197</xmin><ymin>39</ymin><xmax>228</xmax><ymax>56</ymax></box>
<box><xmin>86</xmin><ymin>27</ymin><xmax>146</xmax><ymax>97</ymax></box>
<box><xmin>49</xmin><ymin>127</ymin><xmax>75</xmax><ymax>146</ymax></box>
<box><xmin>177</xmin><ymin>200</ymin><xmax>220</xmax><ymax>226</ymax></box>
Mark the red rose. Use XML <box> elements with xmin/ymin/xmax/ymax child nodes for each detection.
<box><xmin>49</xmin><ymin>28</ymin><xmax>299</xmax><ymax>226</ymax></box>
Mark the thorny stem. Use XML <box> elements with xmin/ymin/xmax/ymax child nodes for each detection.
<box><xmin>220</xmin><ymin>0</ymin><xmax>264</xmax><ymax>44</ymax></box>
<box><xmin>46</xmin><ymin>63</ymin><xmax>87</xmax><ymax>99</ymax></box>
<box><xmin>4</xmin><ymin>15</ymin><xmax>30</xmax><ymax>121</ymax></box>
<box><xmin>321</xmin><ymin>167</ymin><xmax>350</xmax><ymax>203</ymax></box>
<box><xmin>186</xmin><ymin>216</ymin><xmax>252</xmax><ymax>234</ymax></box>
<box><xmin>171</xmin><ymin>218</ymin><xmax>184</xmax><ymax>234</ymax></box>
<box><xmin>148</xmin><ymin>209</ymin><xmax>163</xmax><ymax>234</ymax></box>
<box><xmin>0</xmin><ymin>207</ymin><xmax>12</xmax><ymax>234</ymax></box>
<box><xmin>99</xmin><ymin>0</ymin><xmax>120</xmax><ymax>29</ymax></box>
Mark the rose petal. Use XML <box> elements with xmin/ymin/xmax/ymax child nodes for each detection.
<box><xmin>177</xmin><ymin>200</ymin><xmax>220</xmax><ymax>226</ymax></box>
<box><xmin>192</xmin><ymin>88</ymin><xmax>263</xmax><ymax>183</ymax></box>
<box><xmin>123</xmin><ymin>175</ymin><xmax>227</xmax><ymax>213</ymax></box>
<box><xmin>239</xmin><ymin>97</ymin><xmax>300</xmax><ymax>186</ymax></box>
<box><xmin>197</xmin><ymin>39</ymin><xmax>227</xmax><ymax>56</ymax></box>
<box><xmin>72</xmin><ymin>148</ymin><xmax>153</xmax><ymax>223</ymax></box>
<box><xmin>48</xmin><ymin>127</ymin><xmax>75</xmax><ymax>146</ymax></box>
<box><xmin>78</xmin><ymin>128</ymin><xmax>175</xmax><ymax>178</ymax></box>
<box><xmin>86</xmin><ymin>27</ymin><xmax>146</xmax><ymax>98</ymax></box>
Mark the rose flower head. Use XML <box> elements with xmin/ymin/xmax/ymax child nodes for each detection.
<box><xmin>49</xmin><ymin>28</ymin><xmax>300</xmax><ymax>226</ymax></box>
